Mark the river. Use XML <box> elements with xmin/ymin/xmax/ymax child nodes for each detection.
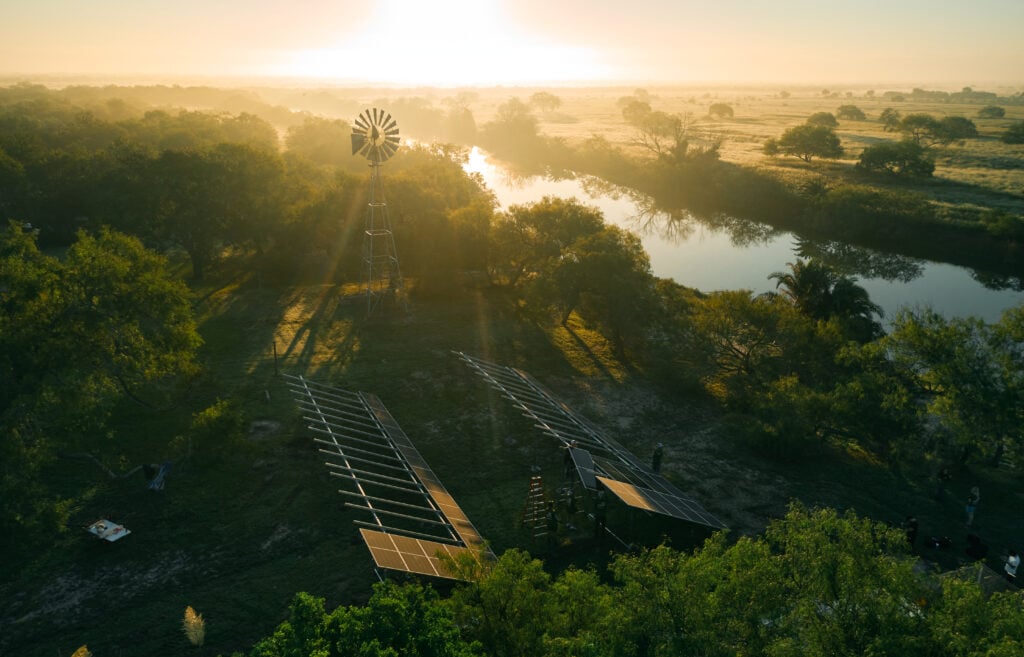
<box><xmin>464</xmin><ymin>147</ymin><xmax>1024</xmax><ymax>324</ymax></box>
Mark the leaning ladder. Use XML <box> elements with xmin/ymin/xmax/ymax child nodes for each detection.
<box><xmin>522</xmin><ymin>476</ymin><xmax>548</xmax><ymax>539</ymax></box>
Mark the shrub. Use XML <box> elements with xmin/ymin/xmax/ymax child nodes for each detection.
<box><xmin>934</xmin><ymin>116</ymin><xmax>978</xmax><ymax>144</ymax></box>
<box><xmin>836</xmin><ymin>105</ymin><xmax>866</xmax><ymax>120</ymax></box>
<box><xmin>708</xmin><ymin>102</ymin><xmax>734</xmax><ymax>118</ymax></box>
<box><xmin>880</xmin><ymin>108</ymin><xmax>901</xmax><ymax>131</ymax></box>
<box><xmin>1002</xmin><ymin>121</ymin><xmax>1024</xmax><ymax>144</ymax></box>
<box><xmin>806</xmin><ymin>112</ymin><xmax>838</xmax><ymax>127</ymax></box>
<box><xmin>977</xmin><ymin>105</ymin><xmax>1006</xmax><ymax>119</ymax></box>
<box><xmin>857</xmin><ymin>141</ymin><xmax>935</xmax><ymax>177</ymax></box>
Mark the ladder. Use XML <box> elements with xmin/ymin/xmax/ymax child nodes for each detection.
<box><xmin>522</xmin><ymin>476</ymin><xmax>548</xmax><ymax>539</ymax></box>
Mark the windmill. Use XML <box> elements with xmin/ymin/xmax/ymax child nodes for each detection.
<box><xmin>352</xmin><ymin>108</ymin><xmax>405</xmax><ymax>314</ymax></box>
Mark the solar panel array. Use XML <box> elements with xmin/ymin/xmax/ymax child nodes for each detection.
<box><xmin>286</xmin><ymin>374</ymin><xmax>489</xmax><ymax>578</ymax></box>
<box><xmin>360</xmin><ymin>529</ymin><xmax>474</xmax><ymax>580</ymax></box>
<box><xmin>455</xmin><ymin>352</ymin><xmax>725</xmax><ymax>529</ymax></box>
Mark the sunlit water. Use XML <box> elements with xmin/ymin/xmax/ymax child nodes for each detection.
<box><xmin>464</xmin><ymin>147</ymin><xmax>1024</xmax><ymax>324</ymax></box>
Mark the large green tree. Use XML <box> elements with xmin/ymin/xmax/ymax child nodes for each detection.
<box><xmin>0</xmin><ymin>224</ymin><xmax>200</xmax><ymax>553</ymax></box>
<box><xmin>882</xmin><ymin>306</ymin><xmax>1024</xmax><ymax>463</ymax></box>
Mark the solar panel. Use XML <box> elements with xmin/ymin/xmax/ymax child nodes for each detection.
<box><xmin>286</xmin><ymin>374</ymin><xmax>492</xmax><ymax>578</ymax></box>
<box><xmin>569</xmin><ymin>447</ymin><xmax>598</xmax><ymax>490</ymax></box>
<box><xmin>456</xmin><ymin>352</ymin><xmax>725</xmax><ymax>530</ymax></box>
<box><xmin>359</xmin><ymin>529</ymin><xmax>475</xmax><ymax>580</ymax></box>
<box><xmin>596</xmin><ymin>477</ymin><xmax>723</xmax><ymax>528</ymax></box>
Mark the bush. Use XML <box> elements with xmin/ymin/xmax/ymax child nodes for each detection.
<box><xmin>857</xmin><ymin>140</ymin><xmax>935</xmax><ymax>177</ymax></box>
<box><xmin>934</xmin><ymin>116</ymin><xmax>978</xmax><ymax>144</ymax></box>
<box><xmin>977</xmin><ymin>105</ymin><xmax>1006</xmax><ymax>119</ymax></box>
<box><xmin>1002</xmin><ymin>121</ymin><xmax>1024</xmax><ymax>144</ymax></box>
<box><xmin>880</xmin><ymin>108</ymin><xmax>901</xmax><ymax>132</ymax></box>
<box><xmin>708</xmin><ymin>102</ymin><xmax>734</xmax><ymax>118</ymax></box>
<box><xmin>836</xmin><ymin>105</ymin><xmax>866</xmax><ymax>120</ymax></box>
<box><xmin>806</xmin><ymin>112</ymin><xmax>838</xmax><ymax>127</ymax></box>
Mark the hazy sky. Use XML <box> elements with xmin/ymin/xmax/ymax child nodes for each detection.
<box><xmin>2</xmin><ymin>0</ymin><xmax>1022</xmax><ymax>87</ymax></box>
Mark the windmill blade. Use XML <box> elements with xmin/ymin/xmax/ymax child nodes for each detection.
<box><xmin>351</xmin><ymin>132</ymin><xmax>367</xmax><ymax>155</ymax></box>
<box><xmin>352</xmin><ymin>108</ymin><xmax>400</xmax><ymax>163</ymax></box>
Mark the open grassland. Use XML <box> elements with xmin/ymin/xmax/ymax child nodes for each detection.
<box><xmin>450</xmin><ymin>84</ymin><xmax>1024</xmax><ymax>213</ymax></box>
<box><xmin>4</xmin><ymin>256</ymin><xmax>1023</xmax><ymax>656</ymax></box>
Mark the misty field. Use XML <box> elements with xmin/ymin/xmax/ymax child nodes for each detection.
<box><xmin>443</xmin><ymin>84</ymin><xmax>1024</xmax><ymax>212</ymax></box>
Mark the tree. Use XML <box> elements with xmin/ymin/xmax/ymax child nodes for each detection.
<box><xmin>857</xmin><ymin>140</ymin><xmax>935</xmax><ymax>178</ymax></box>
<box><xmin>535</xmin><ymin>225</ymin><xmax>656</xmax><ymax>357</ymax></box>
<box><xmin>1003</xmin><ymin>121</ymin><xmax>1024</xmax><ymax>144</ymax></box>
<box><xmin>251</xmin><ymin>585</ymin><xmax>482</xmax><ymax>657</ymax></box>
<box><xmin>899</xmin><ymin>114</ymin><xmax>977</xmax><ymax>146</ymax></box>
<box><xmin>879</xmin><ymin>108</ymin><xmax>902</xmax><ymax>132</ymax></box>
<box><xmin>0</xmin><ymin>224</ymin><xmax>200</xmax><ymax>553</ymax></box>
<box><xmin>480</xmin><ymin>97</ymin><xmax>542</xmax><ymax>160</ymax></box>
<box><xmin>447</xmin><ymin>549</ymin><xmax>551</xmax><ymax>657</ymax></box>
<box><xmin>836</xmin><ymin>105</ymin><xmax>866</xmax><ymax>120</ymax></box>
<box><xmin>772</xmin><ymin>124</ymin><xmax>844</xmax><ymax>162</ymax></box>
<box><xmin>977</xmin><ymin>105</ymin><xmax>1006</xmax><ymax>119</ymax></box>
<box><xmin>620</xmin><ymin>99</ymin><xmax>652</xmax><ymax>126</ymax></box>
<box><xmin>933</xmin><ymin>116</ymin><xmax>978</xmax><ymax>144</ymax></box>
<box><xmin>630</xmin><ymin>110</ymin><xmax>689</xmax><ymax>160</ymax></box>
<box><xmin>529</xmin><ymin>91</ymin><xmax>562</xmax><ymax>113</ymax></box>
<box><xmin>882</xmin><ymin>307</ymin><xmax>1023</xmax><ymax>462</ymax></box>
<box><xmin>487</xmin><ymin>196</ymin><xmax>605</xmax><ymax>287</ymax></box>
<box><xmin>708</xmin><ymin>102</ymin><xmax>734</xmax><ymax>118</ymax></box>
<box><xmin>284</xmin><ymin>116</ymin><xmax>358</xmax><ymax>169</ymax></box>
<box><xmin>769</xmin><ymin>258</ymin><xmax>883</xmax><ymax>342</ymax></box>
<box><xmin>807</xmin><ymin>112</ymin><xmax>839</xmax><ymax>127</ymax></box>
<box><xmin>139</xmin><ymin>143</ymin><xmax>286</xmax><ymax>280</ymax></box>
<box><xmin>899</xmin><ymin>113</ymin><xmax>940</xmax><ymax>145</ymax></box>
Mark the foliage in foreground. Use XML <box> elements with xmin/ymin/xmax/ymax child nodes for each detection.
<box><xmin>238</xmin><ymin>506</ymin><xmax>1024</xmax><ymax>657</ymax></box>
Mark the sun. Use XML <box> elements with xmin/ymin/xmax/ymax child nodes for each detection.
<box><xmin>267</xmin><ymin>0</ymin><xmax>612</xmax><ymax>86</ymax></box>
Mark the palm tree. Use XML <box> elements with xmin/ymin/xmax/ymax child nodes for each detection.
<box><xmin>769</xmin><ymin>259</ymin><xmax>883</xmax><ymax>341</ymax></box>
<box><xmin>769</xmin><ymin>259</ymin><xmax>837</xmax><ymax>319</ymax></box>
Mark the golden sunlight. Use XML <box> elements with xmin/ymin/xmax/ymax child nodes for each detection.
<box><xmin>267</xmin><ymin>0</ymin><xmax>611</xmax><ymax>85</ymax></box>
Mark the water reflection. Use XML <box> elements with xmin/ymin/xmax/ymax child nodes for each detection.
<box><xmin>462</xmin><ymin>146</ymin><xmax>1024</xmax><ymax>321</ymax></box>
<box><xmin>793</xmin><ymin>237</ymin><xmax>925</xmax><ymax>283</ymax></box>
<box><xmin>970</xmin><ymin>270</ymin><xmax>1024</xmax><ymax>292</ymax></box>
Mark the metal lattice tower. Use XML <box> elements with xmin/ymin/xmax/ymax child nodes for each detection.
<box><xmin>351</xmin><ymin>108</ymin><xmax>405</xmax><ymax>315</ymax></box>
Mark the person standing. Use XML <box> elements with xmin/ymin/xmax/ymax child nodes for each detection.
<box><xmin>965</xmin><ymin>486</ymin><xmax>980</xmax><ymax>525</ymax></box>
<box><xmin>1005</xmin><ymin>551</ymin><xmax>1020</xmax><ymax>584</ymax></box>
<box><xmin>652</xmin><ymin>443</ymin><xmax>664</xmax><ymax>473</ymax></box>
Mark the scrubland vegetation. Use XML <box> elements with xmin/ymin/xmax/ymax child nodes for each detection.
<box><xmin>1</xmin><ymin>81</ymin><xmax>1023</xmax><ymax>656</ymax></box>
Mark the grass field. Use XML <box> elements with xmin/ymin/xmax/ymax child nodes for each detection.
<box><xmin>386</xmin><ymin>84</ymin><xmax>1023</xmax><ymax>214</ymax></box>
<box><xmin>4</xmin><ymin>251</ymin><xmax>1022</xmax><ymax>656</ymax></box>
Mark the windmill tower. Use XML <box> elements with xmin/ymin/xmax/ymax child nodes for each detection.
<box><xmin>351</xmin><ymin>108</ymin><xmax>404</xmax><ymax>314</ymax></box>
